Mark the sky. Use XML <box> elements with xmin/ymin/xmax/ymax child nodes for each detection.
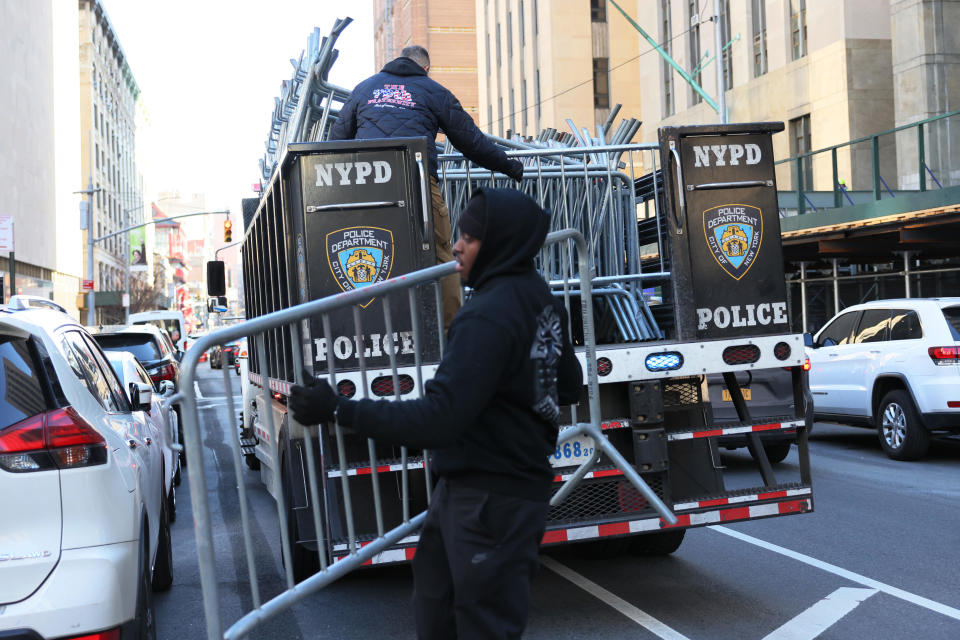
<box><xmin>99</xmin><ymin>0</ymin><xmax>375</xmax><ymax>223</ymax></box>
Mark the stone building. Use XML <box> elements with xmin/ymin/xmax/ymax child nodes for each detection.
<box><xmin>78</xmin><ymin>0</ymin><xmax>143</xmax><ymax>323</ymax></box>
<box><xmin>0</xmin><ymin>0</ymin><xmax>83</xmax><ymax>314</ymax></box>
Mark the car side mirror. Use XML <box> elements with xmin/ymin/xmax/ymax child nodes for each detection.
<box><xmin>159</xmin><ymin>380</ymin><xmax>175</xmax><ymax>396</ymax></box>
<box><xmin>130</xmin><ymin>382</ymin><xmax>153</xmax><ymax>413</ymax></box>
<box><xmin>803</xmin><ymin>332</ymin><xmax>814</xmax><ymax>348</ymax></box>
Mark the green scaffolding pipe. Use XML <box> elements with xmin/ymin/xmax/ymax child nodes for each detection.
<box><xmin>609</xmin><ymin>0</ymin><xmax>720</xmax><ymax>114</ymax></box>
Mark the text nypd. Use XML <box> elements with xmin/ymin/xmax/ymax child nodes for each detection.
<box><xmin>314</xmin><ymin>331</ymin><xmax>414</xmax><ymax>362</ymax></box>
<box><xmin>315</xmin><ymin>161</ymin><xmax>392</xmax><ymax>187</ymax></box>
<box><xmin>693</xmin><ymin>143</ymin><xmax>762</xmax><ymax>167</ymax></box>
<box><xmin>696</xmin><ymin>302</ymin><xmax>787</xmax><ymax>331</ymax></box>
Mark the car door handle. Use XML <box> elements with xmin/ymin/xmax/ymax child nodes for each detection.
<box><xmin>828</xmin><ymin>353</ymin><xmax>839</xmax><ymax>357</ymax></box>
<box><xmin>870</xmin><ymin>350</ymin><xmax>881</xmax><ymax>354</ymax></box>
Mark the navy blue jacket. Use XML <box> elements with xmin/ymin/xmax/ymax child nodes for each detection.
<box><xmin>329</xmin><ymin>57</ymin><xmax>519</xmax><ymax>180</ymax></box>
<box><xmin>336</xmin><ymin>189</ymin><xmax>583</xmax><ymax>500</ymax></box>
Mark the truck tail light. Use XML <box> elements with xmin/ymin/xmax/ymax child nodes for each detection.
<box><xmin>645</xmin><ymin>352</ymin><xmax>683</xmax><ymax>372</ymax></box>
<box><xmin>62</xmin><ymin>628</ymin><xmax>121</xmax><ymax>640</ymax></box>
<box><xmin>371</xmin><ymin>374</ymin><xmax>414</xmax><ymax>397</ymax></box>
<box><xmin>928</xmin><ymin>346</ymin><xmax>960</xmax><ymax>365</ymax></box>
<box><xmin>150</xmin><ymin>363</ymin><xmax>177</xmax><ymax>383</ymax></box>
<box><xmin>803</xmin><ymin>356</ymin><xmax>811</xmax><ymax>371</ymax></box>
<box><xmin>722</xmin><ymin>344</ymin><xmax>761</xmax><ymax>365</ymax></box>
<box><xmin>337</xmin><ymin>380</ymin><xmax>357</xmax><ymax>398</ymax></box>
<box><xmin>0</xmin><ymin>407</ymin><xmax>107</xmax><ymax>472</ymax></box>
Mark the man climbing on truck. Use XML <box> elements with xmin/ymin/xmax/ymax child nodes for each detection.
<box><xmin>290</xmin><ymin>188</ymin><xmax>582</xmax><ymax>639</ymax></box>
<box><xmin>328</xmin><ymin>45</ymin><xmax>524</xmax><ymax>328</ymax></box>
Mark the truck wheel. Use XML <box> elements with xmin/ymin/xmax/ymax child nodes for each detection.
<box><xmin>630</xmin><ymin>529</ymin><xmax>685</xmax><ymax>556</ymax></box>
<box><xmin>281</xmin><ymin>458</ymin><xmax>319</xmax><ymax>583</ymax></box>
<box><xmin>877</xmin><ymin>390</ymin><xmax>930</xmax><ymax>460</ymax></box>
<box><xmin>753</xmin><ymin>441</ymin><xmax>792</xmax><ymax>464</ymax></box>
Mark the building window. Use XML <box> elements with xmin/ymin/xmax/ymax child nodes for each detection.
<box><xmin>790</xmin><ymin>114</ymin><xmax>812</xmax><ymax>190</ymax></box>
<box><xmin>593</xmin><ymin>58</ymin><xmax>609</xmax><ymax>109</ymax></box>
<box><xmin>688</xmin><ymin>0</ymin><xmax>702</xmax><ymax>104</ymax></box>
<box><xmin>533</xmin><ymin>0</ymin><xmax>538</xmax><ymax>34</ymax></box>
<box><xmin>522</xmin><ymin>78</ymin><xmax>528</xmax><ymax>129</ymax></box>
<box><xmin>507</xmin><ymin>12</ymin><xmax>513</xmax><ymax>56</ymax></box>
<box><xmin>498</xmin><ymin>98</ymin><xmax>504</xmax><ymax>137</ymax></box>
<box><xmin>661</xmin><ymin>0</ymin><xmax>674</xmax><ymax>117</ymax></box>
<box><xmin>721</xmin><ymin>0</ymin><xmax>733</xmax><ymax>89</ymax></box>
<box><xmin>496</xmin><ymin>23</ymin><xmax>501</xmax><ymax>66</ymax></box>
<box><xmin>790</xmin><ymin>0</ymin><xmax>807</xmax><ymax>60</ymax></box>
<box><xmin>535</xmin><ymin>69</ymin><xmax>541</xmax><ymax>120</ymax></box>
<box><xmin>487</xmin><ymin>105</ymin><xmax>493</xmax><ymax>133</ymax></box>
<box><xmin>591</xmin><ymin>0</ymin><xmax>606</xmax><ymax>22</ymax></box>
<box><xmin>519</xmin><ymin>0</ymin><xmax>525</xmax><ymax>46</ymax></box>
<box><xmin>486</xmin><ymin>32</ymin><xmax>491</xmax><ymax>75</ymax></box>
<box><xmin>752</xmin><ymin>0</ymin><xmax>768</xmax><ymax>76</ymax></box>
<box><xmin>509</xmin><ymin>88</ymin><xmax>516</xmax><ymax>134</ymax></box>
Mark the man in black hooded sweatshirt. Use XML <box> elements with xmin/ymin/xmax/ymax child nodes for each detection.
<box><xmin>289</xmin><ymin>188</ymin><xmax>582</xmax><ymax>639</ymax></box>
<box><xmin>329</xmin><ymin>44</ymin><xmax>524</xmax><ymax>328</ymax></box>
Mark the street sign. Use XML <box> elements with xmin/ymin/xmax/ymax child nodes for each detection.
<box><xmin>122</xmin><ymin>293</ymin><xmax>130</xmax><ymax>307</ymax></box>
<box><xmin>82</xmin><ymin>279</ymin><xmax>94</xmax><ymax>291</ymax></box>
<box><xmin>212</xmin><ymin>305</ymin><xmax>228</xmax><ymax>313</ymax></box>
<box><xmin>0</xmin><ymin>216</ymin><xmax>13</xmax><ymax>252</ymax></box>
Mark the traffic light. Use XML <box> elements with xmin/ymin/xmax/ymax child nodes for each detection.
<box><xmin>223</xmin><ymin>219</ymin><xmax>233</xmax><ymax>243</ymax></box>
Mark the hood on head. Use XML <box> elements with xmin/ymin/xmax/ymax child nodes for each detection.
<box><xmin>381</xmin><ymin>57</ymin><xmax>428</xmax><ymax>77</ymax></box>
<box><xmin>464</xmin><ymin>188</ymin><xmax>550</xmax><ymax>289</ymax></box>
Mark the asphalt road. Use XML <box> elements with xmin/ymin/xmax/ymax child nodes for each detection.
<box><xmin>156</xmin><ymin>365</ymin><xmax>960</xmax><ymax>639</ymax></box>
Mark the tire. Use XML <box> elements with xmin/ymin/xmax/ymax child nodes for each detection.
<box><xmin>135</xmin><ymin>537</ymin><xmax>157</xmax><ymax>640</ymax></box>
<box><xmin>877</xmin><ymin>389</ymin><xmax>930</xmax><ymax>460</ymax></box>
<box><xmin>152</xmin><ymin>492</ymin><xmax>174</xmax><ymax>591</ymax></box>
<box><xmin>167</xmin><ymin>484</ymin><xmax>177</xmax><ymax>523</ymax></box>
<box><xmin>175</xmin><ymin>406</ymin><xmax>187</xmax><ymax>469</ymax></box>
<box><xmin>172</xmin><ymin>458</ymin><xmax>181</xmax><ymax>487</ymax></box>
<box><xmin>630</xmin><ymin>529</ymin><xmax>686</xmax><ymax>556</ymax></box>
<box><xmin>281</xmin><ymin>458</ymin><xmax>319</xmax><ymax>583</ymax></box>
<box><xmin>755</xmin><ymin>441</ymin><xmax>792</xmax><ymax>464</ymax></box>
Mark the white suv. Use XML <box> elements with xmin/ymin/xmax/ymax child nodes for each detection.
<box><xmin>807</xmin><ymin>297</ymin><xmax>960</xmax><ymax>460</ymax></box>
<box><xmin>0</xmin><ymin>302</ymin><xmax>172</xmax><ymax>640</ymax></box>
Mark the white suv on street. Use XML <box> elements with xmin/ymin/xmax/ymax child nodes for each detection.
<box><xmin>807</xmin><ymin>297</ymin><xmax>960</xmax><ymax>460</ymax></box>
<box><xmin>0</xmin><ymin>302</ymin><xmax>172</xmax><ymax>640</ymax></box>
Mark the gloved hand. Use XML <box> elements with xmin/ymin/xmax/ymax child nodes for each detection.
<box><xmin>289</xmin><ymin>370</ymin><xmax>340</xmax><ymax>425</ymax></box>
<box><xmin>505</xmin><ymin>159</ymin><xmax>524</xmax><ymax>183</ymax></box>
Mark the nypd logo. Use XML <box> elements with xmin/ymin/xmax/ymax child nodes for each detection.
<box><xmin>326</xmin><ymin>226</ymin><xmax>394</xmax><ymax>307</ymax></box>
<box><xmin>703</xmin><ymin>204</ymin><xmax>762</xmax><ymax>281</ymax></box>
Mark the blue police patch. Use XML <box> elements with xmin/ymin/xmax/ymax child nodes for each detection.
<box><xmin>326</xmin><ymin>226</ymin><xmax>394</xmax><ymax>307</ymax></box>
<box><xmin>703</xmin><ymin>204</ymin><xmax>763</xmax><ymax>281</ymax></box>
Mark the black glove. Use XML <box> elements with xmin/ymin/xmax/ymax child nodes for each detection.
<box><xmin>289</xmin><ymin>371</ymin><xmax>340</xmax><ymax>425</ymax></box>
<box><xmin>505</xmin><ymin>159</ymin><xmax>524</xmax><ymax>183</ymax></box>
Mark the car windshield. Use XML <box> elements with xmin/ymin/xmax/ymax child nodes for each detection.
<box><xmin>941</xmin><ymin>306</ymin><xmax>960</xmax><ymax>340</ymax></box>
<box><xmin>96</xmin><ymin>334</ymin><xmax>162</xmax><ymax>362</ymax></box>
<box><xmin>134</xmin><ymin>318</ymin><xmax>181</xmax><ymax>342</ymax></box>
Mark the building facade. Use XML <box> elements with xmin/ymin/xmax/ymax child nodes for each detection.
<box><xmin>373</xmin><ymin>0</ymin><xmax>481</xmax><ymax>124</ymax></box>
<box><xmin>78</xmin><ymin>0</ymin><xmax>143</xmax><ymax>323</ymax></box>
<box><xmin>475</xmin><ymin>0</ymin><xmax>644</xmax><ymax>138</ymax></box>
<box><xmin>0</xmin><ymin>0</ymin><xmax>83</xmax><ymax>314</ymax></box>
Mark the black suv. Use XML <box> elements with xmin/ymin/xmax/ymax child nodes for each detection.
<box><xmin>91</xmin><ymin>325</ymin><xmax>186</xmax><ymax>465</ymax></box>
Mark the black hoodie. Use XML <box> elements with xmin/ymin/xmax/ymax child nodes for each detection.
<box><xmin>328</xmin><ymin>57</ymin><xmax>517</xmax><ymax>179</ymax></box>
<box><xmin>336</xmin><ymin>189</ymin><xmax>583</xmax><ymax>500</ymax></box>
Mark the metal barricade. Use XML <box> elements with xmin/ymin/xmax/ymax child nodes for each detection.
<box><xmin>439</xmin><ymin>143</ymin><xmax>667</xmax><ymax>342</ymax></box>
<box><xmin>176</xmin><ymin>228</ymin><xmax>676</xmax><ymax>640</ymax></box>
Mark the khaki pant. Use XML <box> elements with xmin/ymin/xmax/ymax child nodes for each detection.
<box><xmin>430</xmin><ymin>177</ymin><xmax>462</xmax><ymax>328</ymax></box>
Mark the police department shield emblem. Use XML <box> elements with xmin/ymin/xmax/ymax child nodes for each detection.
<box><xmin>703</xmin><ymin>204</ymin><xmax>762</xmax><ymax>280</ymax></box>
<box><xmin>326</xmin><ymin>226</ymin><xmax>394</xmax><ymax>307</ymax></box>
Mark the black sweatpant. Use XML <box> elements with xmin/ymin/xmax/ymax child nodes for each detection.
<box><xmin>413</xmin><ymin>478</ymin><xmax>550</xmax><ymax>639</ymax></box>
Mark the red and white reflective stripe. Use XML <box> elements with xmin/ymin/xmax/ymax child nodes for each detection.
<box><xmin>254</xmin><ymin>425</ymin><xmax>271</xmax><ymax>444</ymax></box>
<box><xmin>667</xmin><ymin>418</ymin><xmax>804</xmax><ymax>441</ymax></box>
<box><xmin>601</xmin><ymin>419</ymin><xmax>630</xmax><ymax>431</ymax></box>
<box><xmin>540</xmin><ymin>497</ymin><xmax>812</xmax><ymax>545</ymax></box>
<box><xmin>327</xmin><ymin>460</ymin><xmax>425</xmax><ymax>478</ymax></box>
<box><xmin>248</xmin><ymin>373</ymin><xmax>291</xmax><ymax>396</ymax></box>
<box><xmin>327</xmin><ymin>496</ymin><xmax>813</xmax><ymax>566</ymax></box>
<box><xmin>672</xmin><ymin>487</ymin><xmax>811</xmax><ymax>511</ymax></box>
<box><xmin>553</xmin><ymin>468</ymin><xmax>623</xmax><ymax>483</ymax></box>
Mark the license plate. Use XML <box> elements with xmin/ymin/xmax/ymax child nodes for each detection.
<box><xmin>721</xmin><ymin>388</ymin><xmax>751</xmax><ymax>401</ymax></box>
<box><xmin>550</xmin><ymin>432</ymin><xmax>596</xmax><ymax>468</ymax></box>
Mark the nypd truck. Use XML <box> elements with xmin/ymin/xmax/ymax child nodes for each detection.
<box><xmin>236</xmin><ymin>122</ymin><xmax>813</xmax><ymax>579</ymax></box>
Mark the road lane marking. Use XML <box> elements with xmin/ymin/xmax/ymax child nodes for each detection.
<box><xmin>712</xmin><ymin>526</ymin><xmax>960</xmax><ymax>622</ymax></box>
<box><xmin>539</xmin><ymin>555</ymin><xmax>691</xmax><ymax>640</ymax></box>
<box><xmin>761</xmin><ymin>587</ymin><xmax>877</xmax><ymax>639</ymax></box>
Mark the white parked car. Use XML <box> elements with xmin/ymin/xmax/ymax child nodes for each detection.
<box><xmin>0</xmin><ymin>302</ymin><xmax>172</xmax><ymax>640</ymax></box>
<box><xmin>106</xmin><ymin>350</ymin><xmax>180</xmax><ymax>521</ymax></box>
<box><xmin>806</xmin><ymin>297</ymin><xmax>960</xmax><ymax>459</ymax></box>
